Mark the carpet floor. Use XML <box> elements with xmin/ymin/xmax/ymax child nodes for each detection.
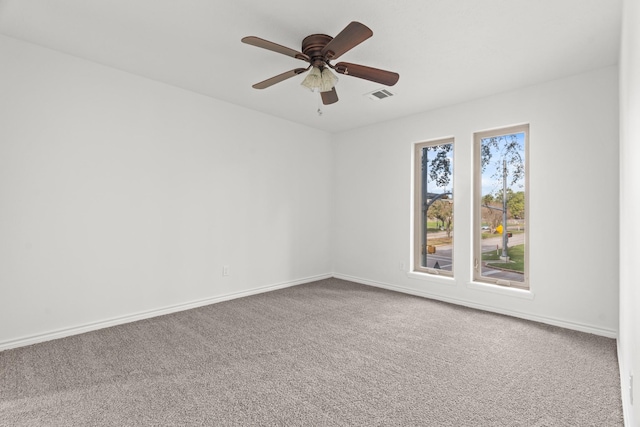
<box><xmin>0</xmin><ymin>278</ymin><xmax>623</xmax><ymax>426</ymax></box>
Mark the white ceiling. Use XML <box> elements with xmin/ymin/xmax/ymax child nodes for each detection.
<box><xmin>0</xmin><ymin>0</ymin><xmax>622</xmax><ymax>133</ymax></box>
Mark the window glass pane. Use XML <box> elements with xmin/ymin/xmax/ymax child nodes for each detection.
<box><xmin>476</xmin><ymin>128</ymin><xmax>527</xmax><ymax>288</ymax></box>
<box><xmin>416</xmin><ymin>140</ymin><xmax>454</xmax><ymax>274</ymax></box>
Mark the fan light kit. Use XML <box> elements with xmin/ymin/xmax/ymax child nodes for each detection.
<box><xmin>301</xmin><ymin>67</ymin><xmax>339</xmax><ymax>93</ymax></box>
<box><xmin>242</xmin><ymin>22</ymin><xmax>399</xmax><ymax>105</ymax></box>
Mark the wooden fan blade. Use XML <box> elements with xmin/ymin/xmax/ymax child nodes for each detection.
<box><xmin>334</xmin><ymin>62</ymin><xmax>399</xmax><ymax>86</ymax></box>
<box><xmin>242</xmin><ymin>36</ymin><xmax>309</xmax><ymax>62</ymax></box>
<box><xmin>252</xmin><ymin>68</ymin><xmax>309</xmax><ymax>89</ymax></box>
<box><xmin>321</xmin><ymin>22</ymin><xmax>373</xmax><ymax>60</ymax></box>
<box><xmin>321</xmin><ymin>87</ymin><xmax>339</xmax><ymax>105</ymax></box>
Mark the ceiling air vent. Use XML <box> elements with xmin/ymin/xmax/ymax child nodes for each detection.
<box><xmin>366</xmin><ymin>88</ymin><xmax>394</xmax><ymax>101</ymax></box>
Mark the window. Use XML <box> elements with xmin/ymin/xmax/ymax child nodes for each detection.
<box><xmin>473</xmin><ymin>125</ymin><xmax>529</xmax><ymax>289</ymax></box>
<box><xmin>414</xmin><ymin>138</ymin><xmax>454</xmax><ymax>276</ymax></box>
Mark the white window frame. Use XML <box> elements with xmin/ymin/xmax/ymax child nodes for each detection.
<box><xmin>473</xmin><ymin>124</ymin><xmax>529</xmax><ymax>290</ymax></box>
<box><xmin>413</xmin><ymin>138</ymin><xmax>454</xmax><ymax>277</ymax></box>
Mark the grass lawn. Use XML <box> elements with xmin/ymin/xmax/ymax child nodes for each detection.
<box><xmin>426</xmin><ymin>236</ymin><xmax>452</xmax><ymax>246</ymax></box>
<box><xmin>426</xmin><ymin>221</ymin><xmax>444</xmax><ymax>232</ymax></box>
<box><xmin>482</xmin><ymin>244</ymin><xmax>525</xmax><ymax>272</ymax></box>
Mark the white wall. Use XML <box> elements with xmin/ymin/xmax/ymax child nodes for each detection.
<box><xmin>0</xmin><ymin>35</ymin><xmax>333</xmax><ymax>349</ymax></box>
<box><xmin>619</xmin><ymin>0</ymin><xmax>640</xmax><ymax>424</ymax></box>
<box><xmin>0</xmin><ymin>31</ymin><xmax>623</xmax><ymax>354</ymax></box>
<box><xmin>332</xmin><ymin>66</ymin><xmax>619</xmax><ymax>337</ymax></box>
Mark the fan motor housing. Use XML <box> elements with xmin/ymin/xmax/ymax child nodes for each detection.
<box><xmin>302</xmin><ymin>34</ymin><xmax>333</xmax><ymax>67</ymax></box>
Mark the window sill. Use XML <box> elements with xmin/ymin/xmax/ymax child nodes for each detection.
<box><xmin>407</xmin><ymin>271</ymin><xmax>456</xmax><ymax>286</ymax></box>
<box><xmin>467</xmin><ymin>281</ymin><xmax>535</xmax><ymax>300</ymax></box>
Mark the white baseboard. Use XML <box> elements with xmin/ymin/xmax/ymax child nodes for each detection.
<box><xmin>1</xmin><ymin>272</ymin><xmax>617</xmax><ymax>352</ymax></box>
<box><xmin>334</xmin><ymin>273</ymin><xmax>618</xmax><ymax>339</ymax></box>
<box><xmin>0</xmin><ymin>273</ymin><xmax>332</xmax><ymax>352</ymax></box>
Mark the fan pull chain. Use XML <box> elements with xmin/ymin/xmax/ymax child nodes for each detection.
<box><xmin>317</xmin><ymin>96</ymin><xmax>323</xmax><ymax>116</ymax></box>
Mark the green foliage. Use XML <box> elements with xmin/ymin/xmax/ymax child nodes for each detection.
<box><xmin>482</xmin><ymin>194</ymin><xmax>495</xmax><ymax>204</ymax></box>
<box><xmin>507</xmin><ymin>191</ymin><xmax>525</xmax><ymax>219</ymax></box>
<box><xmin>424</xmin><ymin>133</ymin><xmax>524</xmax><ymax>200</ymax></box>
<box><xmin>428</xmin><ymin>199</ymin><xmax>453</xmax><ymax>237</ymax></box>
<box><xmin>423</xmin><ymin>143</ymin><xmax>452</xmax><ymax>188</ymax></box>
<box><xmin>491</xmin><ymin>189</ymin><xmax>525</xmax><ymax>219</ymax></box>
<box><xmin>481</xmin><ymin>134</ymin><xmax>525</xmax><ymax>187</ymax></box>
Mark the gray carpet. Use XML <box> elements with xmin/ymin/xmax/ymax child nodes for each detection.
<box><xmin>0</xmin><ymin>278</ymin><xmax>623</xmax><ymax>426</ymax></box>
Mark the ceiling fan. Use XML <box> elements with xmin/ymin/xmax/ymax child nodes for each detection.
<box><xmin>241</xmin><ymin>21</ymin><xmax>399</xmax><ymax>105</ymax></box>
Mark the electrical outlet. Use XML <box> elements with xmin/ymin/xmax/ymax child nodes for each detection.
<box><xmin>222</xmin><ymin>265</ymin><xmax>229</xmax><ymax>276</ymax></box>
<box><xmin>399</xmin><ymin>262</ymin><xmax>405</xmax><ymax>271</ymax></box>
